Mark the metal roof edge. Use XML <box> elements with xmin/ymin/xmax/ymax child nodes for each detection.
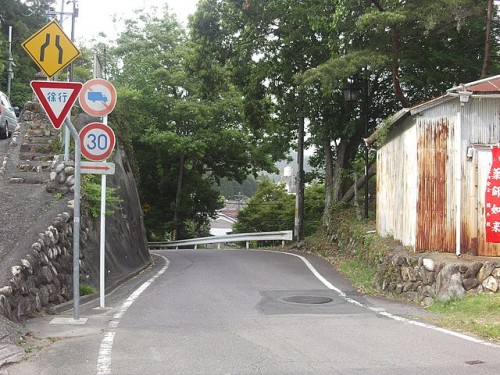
<box><xmin>409</xmin><ymin>94</ymin><xmax>454</xmax><ymax>115</ymax></box>
<box><xmin>365</xmin><ymin>108</ymin><xmax>411</xmax><ymax>147</ymax></box>
<box><xmin>447</xmin><ymin>74</ymin><xmax>500</xmax><ymax>92</ymax></box>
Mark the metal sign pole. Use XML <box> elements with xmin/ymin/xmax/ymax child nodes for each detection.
<box><xmin>100</xmin><ymin>173</ymin><xmax>106</xmax><ymax>307</ymax></box>
<box><xmin>100</xmin><ymin>115</ymin><xmax>108</xmax><ymax>308</ymax></box>
<box><xmin>7</xmin><ymin>26</ymin><xmax>14</xmax><ymax>98</ymax></box>
<box><xmin>64</xmin><ymin>116</ymin><xmax>82</xmax><ymax>321</ymax></box>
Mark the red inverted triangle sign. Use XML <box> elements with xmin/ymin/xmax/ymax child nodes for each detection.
<box><xmin>30</xmin><ymin>81</ymin><xmax>83</xmax><ymax>129</ymax></box>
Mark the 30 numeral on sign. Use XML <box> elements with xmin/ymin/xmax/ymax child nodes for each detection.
<box><xmin>86</xmin><ymin>133</ymin><xmax>109</xmax><ymax>151</ymax></box>
<box><xmin>79</xmin><ymin>123</ymin><xmax>116</xmax><ymax>161</ymax></box>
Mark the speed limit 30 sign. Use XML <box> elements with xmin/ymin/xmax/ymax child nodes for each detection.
<box><xmin>79</xmin><ymin>122</ymin><xmax>116</xmax><ymax>161</ymax></box>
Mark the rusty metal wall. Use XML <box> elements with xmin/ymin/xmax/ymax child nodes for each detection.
<box><xmin>377</xmin><ymin>97</ymin><xmax>500</xmax><ymax>256</ymax></box>
<box><xmin>415</xmin><ymin>117</ymin><xmax>456</xmax><ymax>252</ymax></box>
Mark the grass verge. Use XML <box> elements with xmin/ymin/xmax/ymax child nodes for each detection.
<box><xmin>304</xmin><ymin>206</ymin><xmax>500</xmax><ymax>343</ymax></box>
<box><xmin>427</xmin><ymin>294</ymin><xmax>500</xmax><ymax>342</ymax></box>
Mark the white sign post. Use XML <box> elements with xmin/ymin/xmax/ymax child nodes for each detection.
<box><xmin>79</xmin><ymin>79</ymin><xmax>117</xmax><ymax>308</ymax></box>
<box><xmin>79</xmin><ymin>121</ymin><xmax>116</xmax><ymax>308</ymax></box>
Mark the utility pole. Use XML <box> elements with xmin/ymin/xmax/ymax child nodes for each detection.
<box><xmin>294</xmin><ymin>116</ymin><xmax>305</xmax><ymax>242</ymax></box>
<box><xmin>68</xmin><ymin>0</ymin><xmax>78</xmax><ymax>82</ymax></box>
<box><xmin>235</xmin><ymin>192</ymin><xmax>244</xmax><ymax>211</ymax></box>
<box><xmin>363</xmin><ymin>78</ymin><xmax>369</xmax><ymax>219</ymax></box>
<box><xmin>7</xmin><ymin>26</ymin><xmax>14</xmax><ymax>99</ymax></box>
<box><xmin>48</xmin><ymin>0</ymin><xmax>79</xmax><ymax>160</ymax></box>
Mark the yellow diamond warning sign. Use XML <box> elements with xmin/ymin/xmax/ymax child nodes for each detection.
<box><xmin>22</xmin><ymin>20</ymin><xmax>80</xmax><ymax>79</ymax></box>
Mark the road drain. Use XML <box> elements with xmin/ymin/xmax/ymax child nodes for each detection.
<box><xmin>465</xmin><ymin>360</ymin><xmax>485</xmax><ymax>365</ymax></box>
<box><xmin>284</xmin><ymin>296</ymin><xmax>333</xmax><ymax>305</ymax></box>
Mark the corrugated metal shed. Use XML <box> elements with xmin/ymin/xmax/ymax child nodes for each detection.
<box><xmin>374</xmin><ymin>75</ymin><xmax>500</xmax><ymax>257</ymax></box>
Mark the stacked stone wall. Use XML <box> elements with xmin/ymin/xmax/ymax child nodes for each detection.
<box><xmin>378</xmin><ymin>254</ymin><xmax>500</xmax><ymax>305</ymax></box>
<box><xmin>0</xmin><ymin>211</ymin><xmax>76</xmax><ymax>321</ymax></box>
<box><xmin>326</xmin><ymin>220</ymin><xmax>500</xmax><ymax>306</ymax></box>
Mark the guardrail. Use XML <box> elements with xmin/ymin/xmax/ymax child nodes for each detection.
<box><xmin>148</xmin><ymin>230</ymin><xmax>293</xmax><ymax>250</ymax></box>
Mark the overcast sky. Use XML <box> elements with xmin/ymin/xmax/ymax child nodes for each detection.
<box><xmin>59</xmin><ymin>0</ymin><xmax>199</xmax><ymax>44</ymax></box>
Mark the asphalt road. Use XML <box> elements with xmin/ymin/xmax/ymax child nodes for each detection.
<box><xmin>4</xmin><ymin>249</ymin><xmax>500</xmax><ymax>375</ymax></box>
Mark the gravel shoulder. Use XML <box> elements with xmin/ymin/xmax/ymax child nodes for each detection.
<box><xmin>0</xmin><ymin>113</ymin><xmax>70</xmax><ymax>361</ymax></box>
<box><xmin>0</xmin><ymin>111</ymin><xmax>71</xmax><ymax>283</ymax></box>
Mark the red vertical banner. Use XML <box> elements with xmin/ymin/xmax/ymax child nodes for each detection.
<box><xmin>485</xmin><ymin>147</ymin><xmax>500</xmax><ymax>242</ymax></box>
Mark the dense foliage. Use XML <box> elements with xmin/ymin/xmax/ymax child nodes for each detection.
<box><xmin>234</xmin><ymin>180</ymin><xmax>324</xmax><ymax>236</ymax></box>
<box><xmin>107</xmin><ymin>8</ymin><xmax>284</xmax><ymax>239</ymax></box>
<box><xmin>3</xmin><ymin>0</ymin><xmax>499</xmax><ymax>240</ymax></box>
<box><xmin>0</xmin><ymin>0</ymin><xmax>55</xmax><ymax>106</ymax></box>
<box><xmin>190</xmin><ymin>0</ymin><xmax>499</xmax><ymax>231</ymax></box>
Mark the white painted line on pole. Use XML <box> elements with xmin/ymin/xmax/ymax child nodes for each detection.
<box><xmin>96</xmin><ymin>255</ymin><xmax>170</xmax><ymax>375</ymax></box>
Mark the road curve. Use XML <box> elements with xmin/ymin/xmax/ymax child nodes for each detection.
<box><xmin>6</xmin><ymin>249</ymin><xmax>500</xmax><ymax>375</ymax></box>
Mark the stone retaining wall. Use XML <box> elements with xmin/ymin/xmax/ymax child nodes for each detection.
<box><xmin>0</xmin><ymin>210</ymin><xmax>87</xmax><ymax>322</ymax></box>
<box><xmin>325</xmin><ymin>220</ymin><xmax>500</xmax><ymax>306</ymax></box>
<box><xmin>0</xmin><ymin>102</ymin><xmax>150</xmax><ymax>323</ymax></box>
<box><xmin>377</xmin><ymin>253</ymin><xmax>500</xmax><ymax>305</ymax></box>
<box><xmin>0</xmin><ymin>157</ymin><xmax>94</xmax><ymax>322</ymax></box>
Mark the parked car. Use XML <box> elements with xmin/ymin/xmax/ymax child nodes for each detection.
<box><xmin>0</xmin><ymin>91</ymin><xmax>18</xmax><ymax>139</ymax></box>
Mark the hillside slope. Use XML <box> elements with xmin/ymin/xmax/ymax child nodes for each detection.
<box><xmin>0</xmin><ymin>102</ymin><xmax>151</xmax><ymax>324</ymax></box>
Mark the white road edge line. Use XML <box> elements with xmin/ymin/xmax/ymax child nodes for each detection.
<box><xmin>96</xmin><ymin>255</ymin><xmax>170</xmax><ymax>375</ymax></box>
<box><xmin>278</xmin><ymin>251</ymin><xmax>500</xmax><ymax>349</ymax></box>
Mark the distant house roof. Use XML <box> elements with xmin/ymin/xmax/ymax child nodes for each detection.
<box><xmin>366</xmin><ymin>75</ymin><xmax>500</xmax><ymax>147</ymax></box>
<box><xmin>210</xmin><ymin>228</ymin><xmax>232</xmax><ymax>236</ymax></box>
<box><xmin>209</xmin><ymin>212</ymin><xmax>238</xmax><ymax>236</ymax></box>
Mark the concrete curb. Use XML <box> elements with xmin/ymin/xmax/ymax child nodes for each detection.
<box><xmin>0</xmin><ymin>343</ymin><xmax>24</xmax><ymax>371</ymax></box>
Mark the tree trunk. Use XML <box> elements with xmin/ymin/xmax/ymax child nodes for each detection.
<box><xmin>342</xmin><ymin>162</ymin><xmax>377</xmax><ymax>203</ymax></box>
<box><xmin>370</xmin><ymin>0</ymin><xmax>410</xmax><ymax>108</ymax></box>
<box><xmin>173</xmin><ymin>152</ymin><xmax>185</xmax><ymax>239</ymax></box>
<box><xmin>332</xmin><ymin>139</ymin><xmax>349</xmax><ymax>201</ymax></box>
<box><xmin>389</xmin><ymin>24</ymin><xmax>411</xmax><ymax>108</ymax></box>
<box><xmin>481</xmin><ymin>0</ymin><xmax>494</xmax><ymax>78</ymax></box>
<box><xmin>323</xmin><ymin>131</ymin><xmax>365</xmax><ymax>228</ymax></box>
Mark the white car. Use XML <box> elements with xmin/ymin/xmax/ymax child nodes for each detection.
<box><xmin>0</xmin><ymin>91</ymin><xmax>18</xmax><ymax>139</ymax></box>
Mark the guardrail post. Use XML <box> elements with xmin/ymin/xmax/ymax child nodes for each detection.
<box><xmin>246</xmin><ymin>241</ymin><xmax>249</xmax><ymax>249</ymax></box>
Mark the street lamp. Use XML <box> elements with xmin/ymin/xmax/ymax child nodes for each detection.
<box><xmin>343</xmin><ymin>79</ymin><xmax>369</xmax><ymax>219</ymax></box>
<box><xmin>342</xmin><ymin>84</ymin><xmax>361</xmax><ymax>103</ymax></box>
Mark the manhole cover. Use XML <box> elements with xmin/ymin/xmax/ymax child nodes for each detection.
<box><xmin>465</xmin><ymin>360</ymin><xmax>485</xmax><ymax>365</ymax></box>
<box><xmin>284</xmin><ymin>296</ymin><xmax>333</xmax><ymax>304</ymax></box>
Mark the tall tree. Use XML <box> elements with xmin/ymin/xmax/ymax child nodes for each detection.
<box><xmin>301</xmin><ymin>0</ymin><xmax>498</xmax><ymax>227</ymax></box>
<box><xmin>110</xmin><ymin>6</ymin><xmax>276</xmax><ymax>239</ymax></box>
<box><xmin>481</xmin><ymin>0</ymin><xmax>495</xmax><ymax>78</ymax></box>
<box><xmin>0</xmin><ymin>0</ymin><xmax>53</xmax><ymax>104</ymax></box>
<box><xmin>191</xmin><ymin>0</ymin><xmax>339</xmax><ymax>239</ymax></box>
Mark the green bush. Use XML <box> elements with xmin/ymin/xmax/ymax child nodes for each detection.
<box><xmin>79</xmin><ymin>283</ymin><xmax>97</xmax><ymax>296</ymax></box>
<box><xmin>81</xmin><ymin>174</ymin><xmax>123</xmax><ymax>219</ymax></box>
